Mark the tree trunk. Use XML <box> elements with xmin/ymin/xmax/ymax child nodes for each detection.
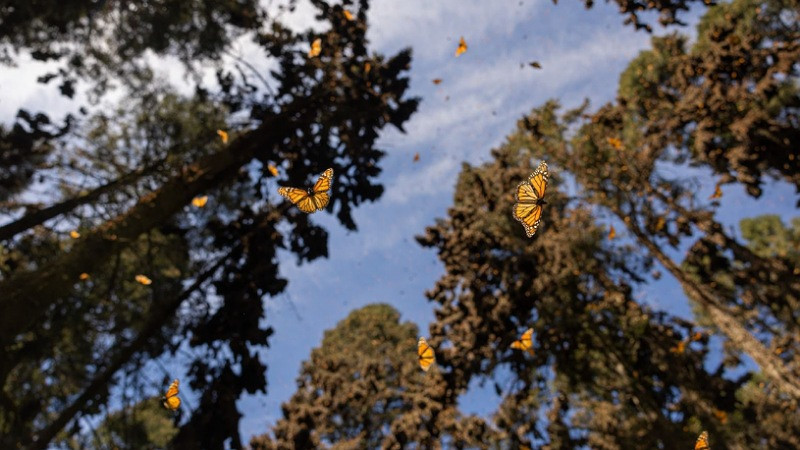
<box><xmin>24</xmin><ymin>249</ymin><xmax>233</xmax><ymax>449</ymax></box>
<box><xmin>0</xmin><ymin>160</ymin><xmax>163</xmax><ymax>242</ymax></box>
<box><xmin>0</xmin><ymin>97</ymin><xmax>312</xmax><ymax>348</ymax></box>
<box><xmin>627</xmin><ymin>222</ymin><xmax>800</xmax><ymax>400</ymax></box>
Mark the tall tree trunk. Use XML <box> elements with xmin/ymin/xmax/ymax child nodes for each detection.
<box><xmin>23</xmin><ymin>248</ymin><xmax>233</xmax><ymax>449</ymax></box>
<box><xmin>0</xmin><ymin>160</ymin><xmax>164</xmax><ymax>242</ymax></box>
<box><xmin>626</xmin><ymin>221</ymin><xmax>800</xmax><ymax>400</ymax></box>
<box><xmin>0</xmin><ymin>96</ymin><xmax>312</xmax><ymax>349</ymax></box>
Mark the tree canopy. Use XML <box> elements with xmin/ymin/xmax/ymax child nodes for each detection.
<box><xmin>1</xmin><ymin>0</ymin><xmax>798</xmax><ymax>448</ymax></box>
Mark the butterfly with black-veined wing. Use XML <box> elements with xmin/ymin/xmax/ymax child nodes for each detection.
<box><xmin>162</xmin><ymin>379</ymin><xmax>181</xmax><ymax>411</ymax></box>
<box><xmin>278</xmin><ymin>168</ymin><xmax>334</xmax><ymax>214</ymax></box>
<box><xmin>512</xmin><ymin>161</ymin><xmax>549</xmax><ymax>238</ymax></box>
<box><xmin>418</xmin><ymin>337</ymin><xmax>436</xmax><ymax>372</ymax></box>
<box><xmin>694</xmin><ymin>431</ymin><xmax>709</xmax><ymax>450</ymax></box>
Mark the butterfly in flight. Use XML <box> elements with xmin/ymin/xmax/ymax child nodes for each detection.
<box><xmin>418</xmin><ymin>337</ymin><xmax>436</xmax><ymax>372</ymax></box>
<box><xmin>192</xmin><ymin>195</ymin><xmax>208</xmax><ymax>208</ymax></box>
<box><xmin>455</xmin><ymin>36</ymin><xmax>467</xmax><ymax>57</ymax></box>
<box><xmin>528</xmin><ymin>61</ymin><xmax>542</xmax><ymax>69</ymax></box>
<box><xmin>694</xmin><ymin>431</ymin><xmax>709</xmax><ymax>450</ymax></box>
<box><xmin>413</xmin><ymin>152</ymin><xmax>420</xmax><ymax>163</ymax></box>
<box><xmin>308</xmin><ymin>38</ymin><xmax>322</xmax><ymax>58</ymax></box>
<box><xmin>608</xmin><ymin>225</ymin><xmax>616</xmax><ymax>240</ymax></box>
<box><xmin>162</xmin><ymin>379</ymin><xmax>181</xmax><ymax>411</ymax></box>
<box><xmin>267</xmin><ymin>164</ymin><xmax>279</xmax><ymax>177</ymax></box>
<box><xmin>135</xmin><ymin>274</ymin><xmax>152</xmax><ymax>285</ymax></box>
<box><xmin>512</xmin><ymin>161</ymin><xmax>549</xmax><ymax>238</ymax></box>
<box><xmin>709</xmin><ymin>183</ymin><xmax>722</xmax><ymax>200</ymax></box>
<box><xmin>510</xmin><ymin>328</ymin><xmax>535</xmax><ymax>356</ymax></box>
<box><xmin>216</xmin><ymin>129</ymin><xmax>229</xmax><ymax>144</ymax></box>
<box><xmin>278</xmin><ymin>168</ymin><xmax>334</xmax><ymax>213</ymax></box>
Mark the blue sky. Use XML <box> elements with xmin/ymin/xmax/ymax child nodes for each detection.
<box><xmin>2</xmin><ymin>0</ymin><xmax>798</xmax><ymax>445</ymax></box>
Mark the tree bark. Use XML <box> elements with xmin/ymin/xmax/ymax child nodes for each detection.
<box><xmin>626</xmin><ymin>222</ymin><xmax>800</xmax><ymax>400</ymax></box>
<box><xmin>0</xmin><ymin>160</ymin><xmax>163</xmax><ymax>242</ymax></box>
<box><xmin>24</xmin><ymin>249</ymin><xmax>233</xmax><ymax>449</ymax></box>
<box><xmin>0</xmin><ymin>97</ymin><xmax>311</xmax><ymax>349</ymax></box>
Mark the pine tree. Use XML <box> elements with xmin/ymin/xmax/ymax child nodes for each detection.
<box><xmin>0</xmin><ymin>1</ymin><xmax>418</xmax><ymax>447</ymax></box>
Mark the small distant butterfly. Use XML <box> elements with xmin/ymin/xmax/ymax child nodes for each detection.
<box><xmin>216</xmin><ymin>129</ymin><xmax>228</xmax><ymax>144</ymax></box>
<box><xmin>510</xmin><ymin>328</ymin><xmax>535</xmax><ymax>356</ymax></box>
<box><xmin>432</xmin><ymin>78</ymin><xmax>443</xmax><ymax>85</ymax></box>
<box><xmin>709</xmin><ymin>183</ymin><xmax>722</xmax><ymax>200</ymax></box>
<box><xmin>413</xmin><ymin>153</ymin><xmax>420</xmax><ymax>163</ymax></box>
<box><xmin>192</xmin><ymin>196</ymin><xmax>208</xmax><ymax>208</ymax></box>
<box><xmin>278</xmin><ymin>168</ymin><xmax>334</xmax><ymax>213</ymax></box>
<box><xmin>528</xmin><ymin>61</ymin><xmax>542</xmax><ymax>69</ymax></box>
<box><xmin>267</xmin><ymin>164</ymin><xmax>279</xmax><ymax>177</ymax></box>
<box><xmin>70</xmin><ymin>230</ymin><xmax>80</xmax><ymax>239</ymax></box>
<box><xmin>364</xmin><ymin>62</ymin><xmax>371</xmax><ymax>74</ymax></box>
<box><xmin>607</xmin><ymin>137</ymin><xmax>623</xmax><ymax>150</ymax></box>
<box><xmin>669</xmin><ymin>339</ymin><xmax>688</xmax><ymax>354</ymax></box>
<box><xmin>694</xmin><ymin>431</ymin><xmax>709</xmax><ymax>450</ymax></box>
<box><xmin>608</xmin><ymin>225</ymin><xmax>616</xmax><ymax>240</ymax></box>
<box><xmin>418</xmin><ymin>337</ymin><xmax>436</xmax><ymax>371</ymax></box>
<box><xmin>308</xmin><ymin>38</ymin><xmax>322</xmax><ymax>58</ymax></box>
<box><xmin>162</xmin><ymin>379</ymin><xmax>181</xmax><ymax>411</ymax></box>
<box><xmin>343</xmin><ymin>9</ymin><xmax>354</xmax><ymax>20</ymax></box>
<box><xmin>512</xmin><ymin>161</ymin><xmax>549</xmax><ymax>238</ymax></box>
<box><xmin>455</xmin><ymin>37</ymin><xmax>467</xmax><ymax>57</ymax></box>
<box><xmin>655</xmin><ymin>216</ymin><xmax>666</xmax><ymax>231</ymax></box>
<box><xmin>135</xmin><ymin>274</ymin><xmax>152</xmax><ymax>285</ymax></box>
<box><xmin>79</xmin><ymin>273</ymin><xmax>90</xmax><ymax>280</ymax></box>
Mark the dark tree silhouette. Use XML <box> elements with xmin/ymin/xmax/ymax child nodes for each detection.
<box><xmin>0</xmin><ymin>0</ymin><xmax>418</xmax><ymax>447</ymax></box>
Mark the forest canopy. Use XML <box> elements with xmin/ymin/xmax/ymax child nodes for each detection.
<box><xmin>0</xmin><ymin>0</ymin><xmax>797</xmax><ymax>448</ymax></box>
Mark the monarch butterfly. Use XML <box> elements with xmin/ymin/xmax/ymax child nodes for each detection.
<box><xmin>432</xmin><ymin>78</ymin><xmax>442</xmax><ymax>85</ymax></box>
<box><xmin>343</xmin><ymin>9</ymin><xmax>354</xmax><ymax>21</ymax></box>
<box><xmin>162</xmin><ymin>379</ymin><xmax>181</xmax><ymax>411</ymax></box>
<box><xmin>510</xmin><ymin>328</ymin><xmax>535</xmax><ymax>356</ymax></box>
<box><xmin>709</xmin><ymin>183</ymin><xmax>722</xmax><ymax>200</ymax></box>
<box><xmin>216</xmin><ymin>129</ymin><xmax>229</xmax><ymax>144</ymax></box>
<box><xmin>455</xmin><ymin>36</ymin><xmax>467</xmax><ymax>57</ymax></box>
<box><xmin>278</xmin><ymin>168</ymin><xmax>334</xmax><ymax>213</ymax></box>
<box><xmin>70</xmin><ymin>230</ymin><xmax>80</xmax><ymax>239</ymax></box>
<box><xmin>512</xmin><ymin>161</ymin><xmax>549</xmax><ymax>238</ymax></box>
<box><xmin>413</xmin><ymin>153</ymin><xmax>420</xmax><ymax>163</ymax></box>
<box><xmin>528</xmin><ymin>61</ymin><xmax>542</xmax><ymax>69</ymax></box>
<box><xmin>267</xmin><ymin>164</ymin><xmax>279</xmax><ymax>177</ymax></box>
<box><xmin>192</xmin><ymin>195</ymin><xmax>208</xmax><ymax>208</ymax></box>
<box><xmin>608</xmin><ymin>225</ymin><xmax>616</xmax><ymax>240</ymax></box>
<box><xmin>308</xmin><ymin>38</ymin><xmax>322</xmax><ymax>58</ymax></box>
<box><xmin>694</xmin><ymin>431</ymin><xmax>709</xmax><ymax>450</ymax></box>
<box><xmin>418</xmin><ymin>337</ymin><xmax>436</xmax><ymax>372</ymax></box>
<box><xmin>607</xmin><ymin>136</ymin><xmax>623</xmax><ymax>150</ymax></box>
<box><xmin>135</xmin><ymin>274</ymin><xmax>152</xmax><ymax>285</ymax></box>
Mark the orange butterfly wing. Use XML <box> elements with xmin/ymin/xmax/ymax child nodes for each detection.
<box><xmin>455</xmin><ymin>36</ymin><xmax>467</xmax><ymax>57</ymax></box>
<box><xmin>279</xmin><ymin>168</ymin><xmax>333</xmax><ymax>213</ymax></box>
<box><xmin>278</xmin><ymin>187</ymin><xmax>315</xmax><ymax>213</ymax></box>
<box><xmin>512</xmin><ymin>161</ymin><xmax>548</xmax><ymax>237</ymax></box>
<box><xmin>163</xmin><ymin>379</ymin><xmax>181</xmax><ymax>411</ymax></box>
<box><xmin>694</xmin><ymin>431</ymin><xmax>709</xmax><ymax>450</ymax></box>
<box><xmin>418</xmin><ymin>337</ymin><xmax>436</xmax><ymax>372</ymax></box>
<box><xmin>309</xmin><ymin>38</ymin><xmax>322</xmax><ymax>57</ymax></box>
<box><xmin>510</xmin><ymin>328</ymin><xmax>535</xmax><ymax>355</ymax></box>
